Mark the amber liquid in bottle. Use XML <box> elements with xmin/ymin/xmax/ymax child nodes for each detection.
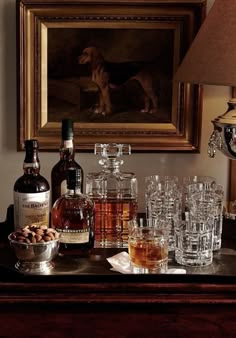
<box><xmin>13</xmin><ymin>139</ymin><xmax>50</xmax><ymax>230</ymax></box>
<box><xmin>51</xmin><ymin>168</ymin><xmax>94</xmax><ymax>253</ymax></box>
<box><xmin>51</xmin><ymin>119</ymin><xmax>84</xmax><ymax>207</ymax></box>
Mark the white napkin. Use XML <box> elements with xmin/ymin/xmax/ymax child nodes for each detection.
<box><xmin>107</xmin><ymin>252</ymin><xmax>186</xmax><ymax>274</ymax></box>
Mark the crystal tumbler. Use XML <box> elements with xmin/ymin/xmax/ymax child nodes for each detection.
<box><xmin>145</xmin><ymin>175</ymin><xmax>182</xmax><ymax>251</ymax></box>
<box><xmin>128</xmin><ymin>219</ymin><xmax>168</xmax><ymax>274</ymax></box>
<box><xmin>175</xmin><ymin>189</ymin><xmax>216</xmax><ymax>266</ymax></box>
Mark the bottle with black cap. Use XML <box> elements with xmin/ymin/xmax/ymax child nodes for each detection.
<box><xmin>51</xmin><ymin>167</ymin><xmax>94</xmax><ymax>252</ymax></box>
<box><xmin>51</xmin><ymin>118</ymin><xmax>84</xmax><ymax>207</ymax></box>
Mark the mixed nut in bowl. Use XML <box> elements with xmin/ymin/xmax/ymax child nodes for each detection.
<box><xmin>8</xmin><ymin>224</ymin><xmax>60</xmax><ymax>274</ymax></box>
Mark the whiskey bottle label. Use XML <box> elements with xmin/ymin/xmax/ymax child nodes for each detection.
<box><xmin>14</xmin><ymin>191</ymin><xmax>50</xmax><ymax>229</ymax></box>
<box><xmin>63</xmin><ymin>140</ymin><xmax>73</xmax><ymax>149</ymax></box>
<box><xmin>60</xmin><ymin>179</ymin><xmax>67</xmax><ymax>196</ymax></box>
<box><xmin>55</xmin><ymin>229</ymin><xmax>89</xmax><ymax>244</ymax></box>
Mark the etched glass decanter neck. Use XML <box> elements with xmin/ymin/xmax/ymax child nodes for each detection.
<box><xmin>95</xmin><ymin>143</ymin><xmax>131</xmax><ymax>172</ymax></box>
<box><xmin>99</xmin><ymin>158</ymin><xmax>124</xmax><ymax>172</ymax></box>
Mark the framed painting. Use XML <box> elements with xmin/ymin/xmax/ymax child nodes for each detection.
<box><xmin>17</xmin><ymin>0</ymin><xmax>206</xmax><ymax>151</ymax></box>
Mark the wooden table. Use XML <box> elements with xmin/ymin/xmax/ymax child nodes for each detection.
<box><xmin>0</xmin><ymin>211</ymin><xmax>236</xmax><ymax>337</ymax></box>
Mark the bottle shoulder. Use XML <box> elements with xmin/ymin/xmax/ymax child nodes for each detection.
<box><xmin>14</xmin><ymin>174</ymin><xmax>50</xmax><ymax>193</ymax></box>
<box><xmin>52</xmin><ymin>192</ymin><xmax>94</xmax><ymax>210</ymax></box>
<box><xmin>51</xmin><ymin>159</ymin><xmax>83</xmax><ymax>173</ymax></box>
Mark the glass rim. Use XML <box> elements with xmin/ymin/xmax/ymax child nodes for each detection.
<box><xmin>145</xmin><ymin>175</ymin><xmax>179</xmax><ymax>183</ymax></box>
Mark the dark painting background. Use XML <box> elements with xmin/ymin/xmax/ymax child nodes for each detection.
<box><xmin>48</xmin><ymin>28</ymin><xmax>174</xmax><ymax>123</ymax></box>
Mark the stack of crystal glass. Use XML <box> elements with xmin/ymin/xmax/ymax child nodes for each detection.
<box><xmin>145</xmin><ymin>175</ymin><xmax>224</xmax><ymax>267</ymax></box>
<box><xmin>145</xmin><ymin>175</ymin><xmax>182</xmax><ymax>252</ymax></box>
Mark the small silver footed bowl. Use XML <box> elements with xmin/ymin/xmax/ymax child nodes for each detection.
<box><xmin>8</xmin><ymin>233</ymin><xmax>60</xmax><ymax>274</ymax></box>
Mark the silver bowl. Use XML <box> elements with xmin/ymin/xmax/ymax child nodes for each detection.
<box><xmin>8</xmin><ymin>234</ymin><xmax>60</xmax><ymax>274</ymax></box>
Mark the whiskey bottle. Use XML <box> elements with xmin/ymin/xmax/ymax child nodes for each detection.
<box><xmin>51</xmin><ymin>118</ymin><xmax>84</xmax><ymax>207</ymax></box>
<box><xmin>13</xmin><ymin>139</ymin><xmax>50</xmax><ymax>230</ymax></box>
<box><xmin>51</xmin><ymin>167</ymin><xmax>94</xmax><ymax>252</ymax></box>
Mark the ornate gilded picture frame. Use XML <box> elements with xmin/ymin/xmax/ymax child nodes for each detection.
<box><xmin>17</xmin><ymin>0</ymin><xmax>206</xmax><ymax>151</ymax></box>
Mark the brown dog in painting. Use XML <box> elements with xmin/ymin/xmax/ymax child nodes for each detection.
<box><xmin>78</xmin><ymin>46</ymin><xmax>158</xmax><ymax>116</ymax></box>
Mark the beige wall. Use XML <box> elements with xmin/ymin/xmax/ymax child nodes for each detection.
<box><xmin>0</xmin><ymin>0</ymin><xmax>230</xmax><ymax>221</ymax></box>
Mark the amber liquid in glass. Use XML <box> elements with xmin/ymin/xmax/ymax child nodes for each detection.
<box><xmin>128</xmin><ymin>239</ymin><xmax>168</xmax><ymax>270</ymax></box>
<box><xmin>93</xmin><ymin>198</ymin><xmax>138</xmax><ymax>247</ymax></box>
<box><xmin>86</xmin><ymin>143</ymin><xmax>138</xmax><ymax>248</ymax></box>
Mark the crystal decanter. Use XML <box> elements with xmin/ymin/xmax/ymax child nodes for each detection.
<box><xmin>86</xmin><ymin>143</ymin><xmax>138</xmax><ymax>248</ymax></box>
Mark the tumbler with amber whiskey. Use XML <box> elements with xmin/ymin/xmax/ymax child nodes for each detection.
<box><xmin>128</xmin><ymin>219</ymin><xmax>168</xmax><ymax>274</ymax></box>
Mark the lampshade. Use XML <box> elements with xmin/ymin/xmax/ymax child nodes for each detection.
<box><xmin>175</xmin><ymin>0</ymin><xmax>236</xmax><ymax>86</ymax></box>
